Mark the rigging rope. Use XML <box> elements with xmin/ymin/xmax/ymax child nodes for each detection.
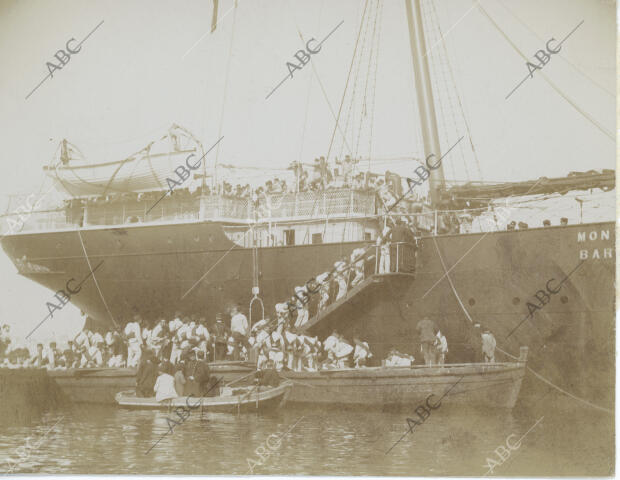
<box><xmin>430</xmin><ymin>236</ymin><xmax>612</xmax><ymax>415</ymax></box>
<box><xmin>422</xmin><ymin>0</ymin><xmax>461</xmax><ymax>182</ymax></box>
<box><xmin>325</xmin><ymin>0</ymin><xmax>370</xmax><ymax>162</ymax></box>
<box><xmin>354</xmin><ymin>0</ymin><xmax>381</xmax><ymax>160</ymax></box>
<box><xmin>367</xmin><ymin>0</ymin><xmax>384</xmax><ymax>175</ymax></box>
<box><xmin>76</xmin><ymin>229</ymin><xmax>119</xmax><ymax>329</ymax></box>
<box><xmin>339</xmin><ymin>0</ymin><xmax>373</xmax><ymax>161</ymax></box>
<box><xmin>286</xmin><ymin>1</ymin><xmax>354</xmax><ymax>157</ymax></box>
<box><xmin>431</xmin><ymin>0</ymin><xmax>483</xmax><ymax>181</ymax></box>
<box><xmin>477</xmin><ymin>3</ymin><xmax>614</xmax><ymax>141</ymax></box>
<box><xmin>213</xmin><ymin>0</ymin><xmax>239</xmax><ymax>188</ymax></box>
<box><xmin>494</xmin><ymin>0</ymin><xmax>614</xmax><ymax>99</ymax></box>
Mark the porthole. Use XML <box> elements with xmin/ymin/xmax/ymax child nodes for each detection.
<box><xmin>512</xmin><ymin>297</ymin><xmax>520</xmax><ymax>305</ymax></box>
<box><xmin>560</xmin><ymin>296</ymin><xmax>568</xmax><ymax>304</ymax></box>
<box><xmin>468</xmin><ymin>298</ymin><xmax>476</xmax><ymax>306</ymax></box>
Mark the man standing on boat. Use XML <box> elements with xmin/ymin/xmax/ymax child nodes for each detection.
<box><xmin>469</xmin><ymin>323</ymin><xmax>484</xmax><ymax>363</ymax></box>
<box><xmin>125</xmin><ymin>314</ymin><xmax>143</xmax><ymax>368</ymax></box>
<box><xmin>481</xmin><ymin>327</ymin><xmax>497</xmax><ymax>363</ymax></box>
<box><xmin>213</xmin><ymin>314</ymin><xmax>228</xmax><ymax>361</ymax></box>
<box><xmin>230</xmin><ymin>304</ymin><xmax>249</xmax><ymax>360</ymax></box>
<box><xmin>416</xmin><ymin>317</ymin><xmax>438</xmax><ymax>365</ymax></box>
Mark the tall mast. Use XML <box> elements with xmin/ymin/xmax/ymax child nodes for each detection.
<box><xmin>405</xmin><ymin>0</ymin><xmax>445</xmax><ymax>206</ymax></box>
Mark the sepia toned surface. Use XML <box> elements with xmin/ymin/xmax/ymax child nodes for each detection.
<box><xmin>0</xmin><ymin>0</ymin><xmax>615</xmax><ymax>476</ymax></box>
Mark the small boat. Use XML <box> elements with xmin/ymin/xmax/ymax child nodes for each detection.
<box><xmin>49</xmin><ymin>361</ymin><xmax>255</xmax><ymax>404</ymax></box>
<box><xmin>281</xmin><ymin>347</ymin><xmax>529</xmax><ymax>409</ymax></box>
<box><xmin>114</xmin><ymin>380</ymin><xmax>293</xmax><ymax>413</ymax></box>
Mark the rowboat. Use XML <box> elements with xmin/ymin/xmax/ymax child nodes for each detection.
<box><xmin>49</xmin><ymin>361</ymin><xmax>255</xmax><ymax>404</ymax></box>
<box><xmin>281</xmin><ymin>347</ymin><xmax>529</xmax><ymax>409</ymax></box>
<box><xmin>114</xmin><ymin>380</ymin><xmax>293</xmax><ymax>412</ymax></box>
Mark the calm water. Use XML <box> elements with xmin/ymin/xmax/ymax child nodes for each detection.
<box><xmin>0</xmin><ymin>388</ymin><xmax>613</xmax><ymax>476</ymax></box>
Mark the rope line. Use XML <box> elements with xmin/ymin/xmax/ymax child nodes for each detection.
<box><xmin>477</xmin><ymin>3</ymin><xmax>613</xmax><ymax>141</ymax></box>
<box><xmin>76</xmin><ymin>229</ymin><xmax>118</xmax><ymax>329</ymax></box>
<box><xmin>431</xmin><ymin>237</ymin><xmax>612</xmax><ymax>415</ymax></box>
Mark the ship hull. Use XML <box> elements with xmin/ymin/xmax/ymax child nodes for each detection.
<box><xmin>2</xmin><ymin>220</ymin><xmax>614</xmax><ymax>406</ymax></box>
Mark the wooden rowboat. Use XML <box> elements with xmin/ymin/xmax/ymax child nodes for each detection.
<box><xmin>114</xmin><ymin>380</ymin><xmax>293</xmax><ymax>412</ymax></box>
<box><xmin>281</xmin><ymin>347</ymin><xmax>529</xmax><ymax>409</ymax></box>
<box><xmin>49</xmin><ymin>361</ymin><xmax>255</xmax><ymax>404</ymax></box>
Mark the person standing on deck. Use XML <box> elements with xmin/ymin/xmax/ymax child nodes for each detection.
<box><xmin>230</xmin><ymin>304</ymin><xmax>249</xmax><ymax>359</ymax></box>
<box><xmin>416</xmin><ymin>317</ymin><xmax>438</xmax><ymax>365</ymax></box>
<box><xmin>193</xmin><ymin>350</ymin><xmax>212</xmax><ymax>395</ymax></box>
<box><xmin>469</xmin><ymin>323</ymin><xmax>484</xmax><ymax>363</ymax></box>
<box><xmin>195</xmin><ymin>317</ymin><xmax>210</xmax><ymax>359</ymax></box>
<box><xmin>390</xmin><ymin>219</ymin><xmax>409</xmax><ymax>272</ymax></box>
<box><xmin>435</xmin><ymin>330</ymin><xmax>448</xmax><ymax>365</ymax></box>
<box><xmin>481</xmin><ymin>327</ymin><xmax>496</xmax><ymax>363</ymax></box>
<box><xmin>136</xmin><ymin>351</ymin><xmax>158</xmax><ymax>397</ymax></box>
<box><xmin>213</xmin><ymin>314</ymin><xmax>228</xmax><ymax>361</ymax></box>
<box><xmin>377</xmin><ymin>225</ymin><xmax>392</xmax><ymax>274</ymax></box>
<box><xmin>125</xmin><ymin>315</ymin><xmax>143</xmax><ymax>368</ymax></box>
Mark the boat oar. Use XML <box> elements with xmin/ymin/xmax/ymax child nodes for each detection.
<box><xmin>224</xmin><ymin>370</ymin><xmax>257</xmax><ymax>388</ymax></box>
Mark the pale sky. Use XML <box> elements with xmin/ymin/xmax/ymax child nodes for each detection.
<box><xmin>0</xmin><ymin>0</ymin><xmax>615</xmax><ymax>347</ymax></box>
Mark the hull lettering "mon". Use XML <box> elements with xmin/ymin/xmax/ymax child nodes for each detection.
<box><xmin>577</xmin><ymin>230</ymin><xmax>610</xmax><ymax>242</ymax></box>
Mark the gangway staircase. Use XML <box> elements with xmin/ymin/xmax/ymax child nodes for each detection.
<box><xmin>298</xmin><ymin>242</ymin><xmax>417</xmax><ymax>340</ymax></box>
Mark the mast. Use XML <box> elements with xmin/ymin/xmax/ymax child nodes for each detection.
<box><xmin>405</xmin><ymin>0</ymin><xmax>445</xmax><ymax>206</ymax></box>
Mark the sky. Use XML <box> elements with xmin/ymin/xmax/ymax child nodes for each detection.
<box><xmin>0</xmin><ymin>0</ymin><xmax>615</xmax><ymax>348</ymax></box>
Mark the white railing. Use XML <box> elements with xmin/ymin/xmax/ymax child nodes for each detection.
<box><xmin>1</xmin><ymin>189</ymin><xmax>377</xmax><ymax>234</ymax></box>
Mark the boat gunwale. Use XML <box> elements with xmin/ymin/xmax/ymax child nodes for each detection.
<box><xmin>115</xmin><ymin>381</ymin><xmax>292</xmax><ymax>408</ymax></box>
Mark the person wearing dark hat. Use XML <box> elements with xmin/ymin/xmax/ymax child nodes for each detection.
<box><xmin>63</xmin><ymin>341</ymin><xmax>76</xmax><ymax>368</ymax></box>
<box><xmin>416</xmin><ymin>317</ymin><xmax>438</xmax><ymax>365</ymax></box>
<box><xmin>136</xmin><ymin>351</ymin><xmax>158</xmax><ymax>397</ymax></box>
<box><xmin>191</xmin><ymin>349</ymin><xmax>213</xmax><ymax>396</ymax></box>
<box><xmin>560</xmin><ymin>217</ymin><xmax>568</xmax><ymax>226</ymax></box>
<box><xmin>212</xmin><ymin>314</ymin><xmax>228</xmax><ymax>361</ymax></box>
<box><xmin>543</xmin><ymin>219</ymin><xmax>551</xmax><ymax>227</ymax></box>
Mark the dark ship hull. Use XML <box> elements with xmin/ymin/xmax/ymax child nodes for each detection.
<box><xmin>2</xmin><ymin>220</ymin><xmax>614</xmax><ymax>406</ymax></box>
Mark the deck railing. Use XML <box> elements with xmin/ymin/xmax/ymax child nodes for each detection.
<box><xmin>1</xmin><ymin>189</ymin><xmax>378</xmax><ymax>234</ymax></box>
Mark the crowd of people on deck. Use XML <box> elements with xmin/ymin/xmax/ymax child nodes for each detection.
<box><xmin>0</xmin><ymin>301</ymin><xmax>496</xmax><ymax>377</ymax></box>
<box><xmin>62</xmin><ymin>155</ymin><xmax>405</xmax><ymax>209</ymax></box>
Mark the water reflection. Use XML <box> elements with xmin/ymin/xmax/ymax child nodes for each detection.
<box><xmin>0</xmin><ymin>392</ymin><xmax>613</xmax><ymax>475</ymax></box>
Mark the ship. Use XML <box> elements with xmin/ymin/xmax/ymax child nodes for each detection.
<box><xmin>1</xmin><ymin>0</ymin><xmax>614</xmax><ymax>408</ymax></box>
